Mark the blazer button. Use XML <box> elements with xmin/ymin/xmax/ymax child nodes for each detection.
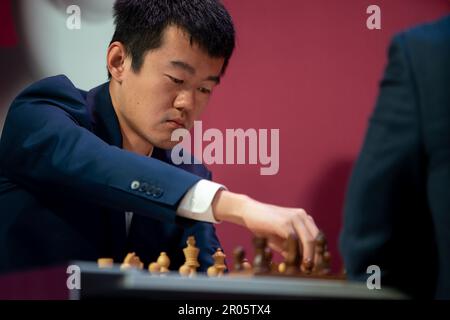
<box><xmin>130</xmin><ymin>180</ymin><xmax>140</xmax><ymax>190</ymax></box>
<box><xmin>145</xmin><ymin>185</ymin><xmax>156</xmax><ymax>195</ymax></box>
<box><xmin>139</xmin><ymin>182</ymin><xmax>149</xmax><ymax>192</ymax></box>
<box><xmin>153</xmin><ymin>187</ymin><xmax>164</xmax><ymax>198</ymax></box>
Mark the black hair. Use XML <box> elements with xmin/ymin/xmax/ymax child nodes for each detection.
<box><xmin>108</xmin><ymin>0</ymin><xmax>235</xmax><ymax>79</ymax></box>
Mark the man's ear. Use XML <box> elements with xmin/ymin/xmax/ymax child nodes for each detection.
<box><xmin>107</xmin><ymin>41</ymin><xmax>128</xmax><ymax>83</ymax></box>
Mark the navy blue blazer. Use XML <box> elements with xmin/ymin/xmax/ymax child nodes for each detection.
<box><xmin>340</xmin><ymin>16</ymin><xmax>450</xmax><ymax>299</ymax></box>
<box><xmin>0</xmin><ymin>75</ymin><xmax>221</xmax><ymax>273</ymax></box>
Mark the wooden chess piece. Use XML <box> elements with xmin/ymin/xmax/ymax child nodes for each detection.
<box><xmin>278</xmin><ymin>262</ymin><xmax>286</xmax><ymax>274</ymax></box>
<box><xmin>253</xmin><ymin>237</ymin><xmax>270</xmax><ymax>274</ymax></box>
<box><xmin>242</xmin><ymin>258</ymin><xmax>252</xmax><ymax>271</ymax></box>
<box><xmin>149</xmin><ymin>262</ymin><xmax>160</xmax><ymax>274</ymax></box>
<box><xmin>207</xmin><ymin>248</ymin><xmax>227</xmax><ymax>277</ymax></box>
<box><xmin>265</xmin><ymin>247</ymin><xmax>278</xmax><ymax>273</ymax></box>
<box><xmin>179</xmin><ymin>236</ymin><xmax>200</xmax><ymax>276</ymax></box>
<box><xmin>120</xmin><ymin>252</ymin><xmax>144</xmax><ymax>270</ymax></box>
<box><xmin>232</xmin><ymin>247</ymin><xmax>253</xmax><ymax>274</ymax></box>
<box><xmin>301</xmin><ymin>258</ymin><xmax>314</xmax><ymax>274</ymax></box>
<box><xmin>285</xmin><ymin>235</ymin><xmax>301</xmax><ymax>275</ymax></box>
<box><xmin>157</xmin><ymin>252</ymin><xmax>171</xmax><ymax>273</ymax></box>
<box><xmin>179</xmin><ymin>264</ymin><xmax>191</xmax><ymax>276</ymax></box>
<box><xmin>232</xmin><ymin>246</ymin><xmax>245</xmax><ymax>272</ymax></box>
<box><xmin>312</xmin><ymin>231</ymin><xmax>331</xmax><ymax>275</ymax></box>
<box><xmin>149</xmin><ymin>252</ymin><xmax>171</xmax><ymax>274</ymax></box>
<box><xmin>323</xmin><ymin>250</ymin><xmax>331</xmax><ymax>273</ymax></box>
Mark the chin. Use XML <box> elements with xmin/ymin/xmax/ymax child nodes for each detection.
<box><xmin>155</xmin><ymin>140</ymin><xmax>179</xmax><ymax>150</ymax></box>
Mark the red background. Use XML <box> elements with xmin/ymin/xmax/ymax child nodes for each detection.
<box><xmin>1</xmin><ymin>0</ymin><xmax>449</xmax><ymax>272</ymax></box>
<box><xmin>205</xmin><ymin>0</ymin><xmax>450</xmax><ymax>271</ymax></box>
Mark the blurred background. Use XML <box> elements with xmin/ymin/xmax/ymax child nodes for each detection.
<box><xmin>1</xmin><ymin>0</ymin><xmax>449</xmax><ymax>272</ymax></box>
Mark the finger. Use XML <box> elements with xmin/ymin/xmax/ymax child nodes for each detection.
<box><xmin>273</xmin><ymin>217</ymin><xmax>296</xmax><ymax>241</ymax></box>
<box><xmin>267</xmin><ymin>236</ymin><xmax>285</xmax><ymax>254</ymax></box>
<box><xmin>267</xmin><ymin>243</ymin><xmax>287</xmax><ymax>259</ymax></box>
<box><xmin>285</xmin><ymin>208</ymin><xmax>319</xmax><ymax>239</ymax></box>
<box><xmin>292</xmin><ymin>214</ymin><xmax>315</xmax><ymax>267</ymax></box>
<box><xmin>304</xmin><ymin>214</ymin><xmax>319</xmax><ymax>239</ymax></box>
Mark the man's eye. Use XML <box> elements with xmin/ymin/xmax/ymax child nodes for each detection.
<box><xmin>198</xmin><ymin>87</ymin><xmax>211</xmax><ymax>94</ymax></box>
<box><xmin>166</xmin><ymin>75</ymin><xmax>184</xmax><ymax>85</ymax></box>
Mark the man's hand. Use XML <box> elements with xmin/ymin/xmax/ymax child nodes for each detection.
<box><xmin>212</xmin><ymin>190</ymin><xmax>319</xmax><ymax>267</ymax></box>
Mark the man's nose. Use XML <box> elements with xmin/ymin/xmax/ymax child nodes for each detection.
<box><xmin>174</xmin><ymin>90</ymin><xmax>196</xmax><ymax>112</ymax></box>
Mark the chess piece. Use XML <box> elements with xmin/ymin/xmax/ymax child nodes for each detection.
<box><xmin>312</xmin><ymin>231</ymin><xmax>331</xmax><ymax>275</ymax></box>
<box><xmin>120</xmin><ymin>252</ymin><xmax>144</xmax><ymax>270</ymax></box>
<box><xmin>179</xmin><ymin>236</ymin><xmax>200</xmax><ymax>276</ymax></box>
<box><xmin>242</xmin><ymin>258</ymin><xmax>252</xmax><ymax>271</ymax></box>
<box><xmin>253</xmin><ymin>237</ymin><xmax>270</xmax><ymax>274</ymax></box>
<box><xmin>157</xmin><ymin>252</ymin><xmax>171</xmax><ymax>273</ymax></box>
<box><xmin>149</xmin><ymin>262</ymin><xmax>161</xmax><ymax>273</ymax></box>
<box><xmin>179</xmin><ymin>264</ymin><xmax>192</xmax><ymax>276</ymax></box>
<box><xmin>97</xmin><ymin>258</ymin><xmax>113</xmax><ymax>268</ymax></box>
<box><xmin>265</xmin><ymin>247</ymin><xmax>278</xmax><ymax>273</ymax></box>
<box><xmin>232</xmin><ymin>246</ymin><xmax>245</xmax><ymax>272</ymax></box>
<box><xmin>301</xmin><ymin>258</ymin><xmax>314</xmax><ymax>274</ymax></box>
<box><xmin>207</xmin><ymin>265</ymin><xmax>218</xmax><ymax>277</ymax></box>
<box><xmin>285</xmin><ymin>235</ymin><xmax>301</xmax><ymax>275</ymax></box>
<box><xmin>207</xmin><ymin>248</ymin><xmax>227</xmax><ymax>277</ymax></box>
<box><xmin>148</xmin><ymin>252</ymin><xmax>171</xmax><ymax>274</ymax></box>
<box><xmin>323</xmin><ymin>250</ymin><xmax>331</xmax><ymax>273</ymax></box>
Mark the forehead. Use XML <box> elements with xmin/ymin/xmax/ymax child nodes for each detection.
<box><xmin>143</xmin><ymin>25</ymin><xmax>224</xmax><ymax>75</ymax></box>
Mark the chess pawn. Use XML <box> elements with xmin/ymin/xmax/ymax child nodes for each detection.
<box><xmin>312</xmin><ymin>231</ymin><xmax>331</xmax><ymax>275</ymax></box>
<box><xmin>97</xmin><ymin>258</ymin><xmax>114</xmax><ymax>269</ymax></box>
<box><xmin>232</xmin><ymin>246</ymin><xmax>245</xmax><ymax>271</ymax></box>
<box><xmin>265</xmin><ymin>247</ymin><xmax>278</xmax><ymax>273</ymax></box>
<box><xmin>242</xmin><ymin>258</ymin><xmax>252</xmax><ymax>271</ymax></box>
<box><xmin>301</xmin><ymin>258</ymin><xmax>314</xmax><ymax>274</ymax></box>
<box><xmin>253</xmin><ymin>237</ymin><xmax>270</xmax><ymax>273</ymax></box>
<box><xmin>207</xmin><ymin>265</ymin><xmax>219</xmax><ymax>277</ymax></box>
<box><xmin>207</xmin><ymin>248</ymin><xmax>227</xmax><ymax>277</ymax></box>
<box><xmin>149</xmin><ymin>262</ymin><xmax>161</xmax><ymax>274</ymax></box>
<box><xmin>157</xmin><ymin>252</ymin><xmax>170</xmax><ymax>273</ymax></box>
<box><xmin>284</xmin><ymin>235</ymin><xmax>301</xmax><ymax>275</ymax></box>
<box><xmin>278</xmin><ymin>262</ymin><xmax>286</xmax><ymax>274</ymax></box>
<box><xmin>120</xmin><ymin>252</ymin><xmax>144</xmax><ymax>270</ymax></box>
<box><xmin>321</xmin><ymin>250</ymin><xmax>331</xmax><ymax>275</ymax></box>
<box><xmin>179</xmin><ymin>264</ymin><xmax>192</xmax><ymax>277</ymax></box>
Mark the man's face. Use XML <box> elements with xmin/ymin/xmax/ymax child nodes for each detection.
<box><xmin>115</xmin><ymin>25</ymin><xmax>224</xmax><ymax>151</ymax></box>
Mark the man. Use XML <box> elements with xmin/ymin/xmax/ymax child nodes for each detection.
<box><xmin>340</xmin><ymin>15</ymin><xmax>450</xmax><ymax>299</ymax></box>
<box><xmin>0</xmin><ymin>0</ymin><xmax>318</xmax><ymax>273</ymax></box>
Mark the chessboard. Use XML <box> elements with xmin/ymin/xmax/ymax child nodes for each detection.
<box><xmin>69</xmin><ymin>233</ymin><xmax>407</xmax><ymax>300</ymax></box>
<box><xmin>107</xmin><ymin>232</ymin><xmax>337</xmax><ymax>278</ymax></box>
<box><xmin>71</xmin><ymin>261</ymin><xmax>406</xmax><ymax>300</ymax></box>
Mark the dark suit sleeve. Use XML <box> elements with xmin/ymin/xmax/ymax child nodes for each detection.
<box><xmin>339</xmin><ymin>34</ymin><xmax>432</xmax><ymax>295</ymax></box>
<box><xmin>0</xmin><ymin>77</ymin><xmax>202</xmax><ymax>224</ymax></box>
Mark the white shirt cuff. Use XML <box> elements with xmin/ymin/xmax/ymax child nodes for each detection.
<box><xmin>177</xmin><ymin>179</ymin><xmax>226</xmax><ymax>224</ymax></box>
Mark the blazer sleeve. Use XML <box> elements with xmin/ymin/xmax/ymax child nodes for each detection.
<box><xmin>0</xmin><ymin>76</ymin><xmax>203</xmax><ymax>224</ymax></box>
<box><xmin>339</xmin><ymin>34</ymin><xmax>432</xmax><ymax>295</ymax></box>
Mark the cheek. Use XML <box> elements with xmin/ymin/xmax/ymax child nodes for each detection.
<box><xmin>125</xmin><ymin>87</ymin><xmax>170</xmax><ymax>120</ymax></box>
<box><xmin>193</xmin><ymin>96</ymin><xmax>210</xmax><ymax>117</ymax></box>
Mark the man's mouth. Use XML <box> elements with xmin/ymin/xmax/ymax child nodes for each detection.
<box><xmin>166</xmin><ymin>119</ymin><xmax>185</xmax><ymax>129</ymax></box>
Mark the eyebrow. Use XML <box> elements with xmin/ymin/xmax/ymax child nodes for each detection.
<box><xmin>170</xmin><ymin>60</ymin><xmax>221</xmax><ymax>84</ymax></box>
